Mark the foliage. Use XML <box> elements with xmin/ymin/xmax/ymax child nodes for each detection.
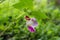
<box><xmin>0</xmin><ymin>0</ymin><xmax>60</xmax><ymax>40</ymax></box>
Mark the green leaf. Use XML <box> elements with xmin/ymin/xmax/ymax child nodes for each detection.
<box><xmin>31</xmin><ymin>11</ymin><xmax>48</xmax><ymax>20</ymax></box>
<box><xmin>13</xmin><ymin>0</ymin><xmax>33</xmax><ymax>10</ymax></box>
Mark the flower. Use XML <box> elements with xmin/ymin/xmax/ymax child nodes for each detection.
<box><xmin>25</xmin><ymin>16</ymin><xmax>38</xmax><ymax>32</ymax></box>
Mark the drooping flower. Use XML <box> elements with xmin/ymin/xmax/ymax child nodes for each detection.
<box><xmin>25</xmin><ymin>16</ymin><xmax>38</xmax><ymax>32</ymax></box>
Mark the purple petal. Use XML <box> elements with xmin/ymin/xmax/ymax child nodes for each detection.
<box><xmin>33</xmin><ymin>21</ymin><xmax>38</xmax><ymax>26</ymax></box>
<box><xmin>28</xmin><ymin>26</ymin><xmax>35</xmax><ymax>32</ymax></box>
<box><xmin>31</xmin><ymin>18</ymin><xmax>38</xmax><ymax>27</ymax></box>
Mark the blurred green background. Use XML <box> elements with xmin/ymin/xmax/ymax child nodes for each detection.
<box><xmin>0</xmin><ymin>0</ymin><xmax>60</xmax><ymax>40</ymax></box>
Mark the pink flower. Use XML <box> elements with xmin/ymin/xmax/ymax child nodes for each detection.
<box><xmin>25</xmin><ymin>16</ymin><xmax>38</xmax><ymax>32</ymax></box>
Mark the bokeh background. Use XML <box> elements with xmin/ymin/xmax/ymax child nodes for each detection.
<box><xmin>0</xmin><ymin>0</ymin><xmax>60</xmax><ymax>40</ymax></box>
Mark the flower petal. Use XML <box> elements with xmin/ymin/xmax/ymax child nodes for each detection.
<box><xmin>25</xmin><ymin>16</ymin><xmax>30</xmax><ymax>20</ymax></box>
<box><xmin>26</xmin><ymin>20</ymin><xmax>33</xmax><ymax>26</ymax></box>
<box><xmin>28</xmin><ymin>26</ymin><xmax>35</xmax><ymax>32</ymax></box>
<box><xmin>31</xmin><ymin>18</ymin><xmax>38</xmax><ymax>27</ymax></box>
<box><xmin>32</xmin><ymin>21</ymin><xmax>38</xmax><ymax>26</ymax></box>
